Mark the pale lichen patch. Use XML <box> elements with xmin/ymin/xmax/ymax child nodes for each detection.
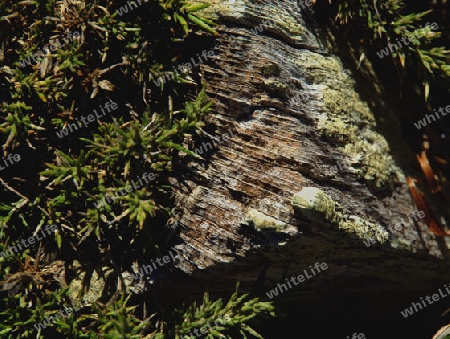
<box><xmin>339</xmin><ymin>215</ymin><xmax>389</xmax><ymax>244</ymax></box>
<box><xmin>297</xmin><ymin>53</ymin><xmax>343</xmax><ymax>84</ymax></box>
<box><xmin>291</xmin><ymin>187</ymin><xmax>338</xmax><ymax>223</ymax></box>
<box><xmin>242</xmin><ymin>208</ymin><xmax>287</xmax><ymax>231</ymax></box>
<box><xmin>342</xmin><ymin>138</ymin><xmax>398</xmax><ymax>189</ymax></box>
<box><xmin>317</xmin><ymin>115</ymin><xmax>358</xmax><ymax>144</ymax></box>
<box><xmin>295</xmin><ymin>50</ymin><xmax>401</xmax><ymax>189</ymax></box>
<box><xmin>390</xmin><ymin>237</ymin><xmax>415</xmax><ymax>251</ymax></box>
<box><xmin>322</xmin><ymin>88</ymin><xmax>375</xmax><ymax>123</ymax></box>
<box><xmin>69</xmin><ymin>261</ymin><xmax>111</xmax><ymax>303</ymax></box>
<box><xmin>263</xmin><ymin>78</ymin><xmax>289</xmax><ymax>98</ymax></box>
<box><xmin>291</xmin><ymin>187</ymin><xmax>389</xmax><ymax>245</ymax></box>
<box><xmin>317</xmin><ymin>87</ymin><xmax>400</xmax><ymax>189</ymax></box>
<box><xmin>262</xmin><ymin>62</ymin><xmax>281</xmax><ymax>76</ymax></box>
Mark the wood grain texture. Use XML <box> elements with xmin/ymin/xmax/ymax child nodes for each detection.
<box><xmin>141</xmin><ymin>0</ymin><xmax>450</xmax><ymax>326</ymax></box>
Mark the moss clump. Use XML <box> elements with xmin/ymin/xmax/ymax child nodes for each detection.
<box><xmin>326</xmin><ymin>0</ymin><xmax>450</xmax><ymax>103</ymax></box>
<box><xmin>0</xmin><ymin>0</ymin><xmax>225</xmax><ymax>337</ymax></box>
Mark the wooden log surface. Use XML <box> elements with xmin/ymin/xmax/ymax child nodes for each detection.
<box><xmin>132</xmin><ymin>1</ymin><xmax>450</xmax><ymax>337</ymax></box>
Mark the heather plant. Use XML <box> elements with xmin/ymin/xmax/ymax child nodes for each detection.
<box><xmin>158</xmin><ymin>284</ymin><xmax>274</xmax><ymax>339</ymax></box>
<box><xmin>0</xmin><ymin>282</ymin><xmax>273</xmax><ymax>338</ymax></box>
<box><xmin>322</xmin><ymin>0</ymin><xmax>450</xmax><ymax>101</ymax></box>
<box><xmin>0</xmin><ymin>0</ymin><xmax>232</xmax><ymax>337</ymax></box>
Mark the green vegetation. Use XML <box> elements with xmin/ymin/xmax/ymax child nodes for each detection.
<box><xmin>5</xmin><ymin>0</ymin><xmax>447</xmax><ymax>337</ymax></box>
<box><xmin>169</xmin><ymin>284</ymin><xmax>274</xmax><ymax>339</ymax></box>
<box><xmin>323</xmin><ymin>0</ymin><xmax>450</xmax><ymax>102</ymax></box>
<box><xmin>0</xmin><ymin>0</ymin><xmax>273</xmax><ymax>337</ymax></box>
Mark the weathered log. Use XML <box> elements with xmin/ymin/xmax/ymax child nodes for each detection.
<box><xmin>136</xmin><ymin>1</ymin><xmax>450</xmax><ymax>337</ymax></box>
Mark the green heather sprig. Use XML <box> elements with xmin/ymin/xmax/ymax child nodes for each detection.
<box><xmin>0</xmin><ymin>0</ymin><xmax>221</xmax><ymax>337</ymax></box>
<box><xmin>327</xmin><ymin>0</ymin><xmax>450</xmax><ymax>101</ymax></box>
<box><xmin>157</xmin><ymin>283</ymin><xmax>275</xmax><ymax>339</ymax></box>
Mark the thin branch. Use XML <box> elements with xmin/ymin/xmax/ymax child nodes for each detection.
<box><xmin>0</xmin><ymin>177</ymin><xmax>29</xmax><ymax>217</ymax></box>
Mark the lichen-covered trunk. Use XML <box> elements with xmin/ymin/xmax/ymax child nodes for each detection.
<box><xmin>148</xmin><ymin>1</ymin><xmax>450</xmax><ymax>337</ymax></box>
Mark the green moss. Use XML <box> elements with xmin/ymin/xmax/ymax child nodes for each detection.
<box><xmin>326</xmin><ymin>0</ymin><xmax>450</xmax><ymax>104</ymax></box>
<box><xmin>0</xmin><ymin>0</ymin><xmax>220</xmax><ymax>337</ymax></box>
